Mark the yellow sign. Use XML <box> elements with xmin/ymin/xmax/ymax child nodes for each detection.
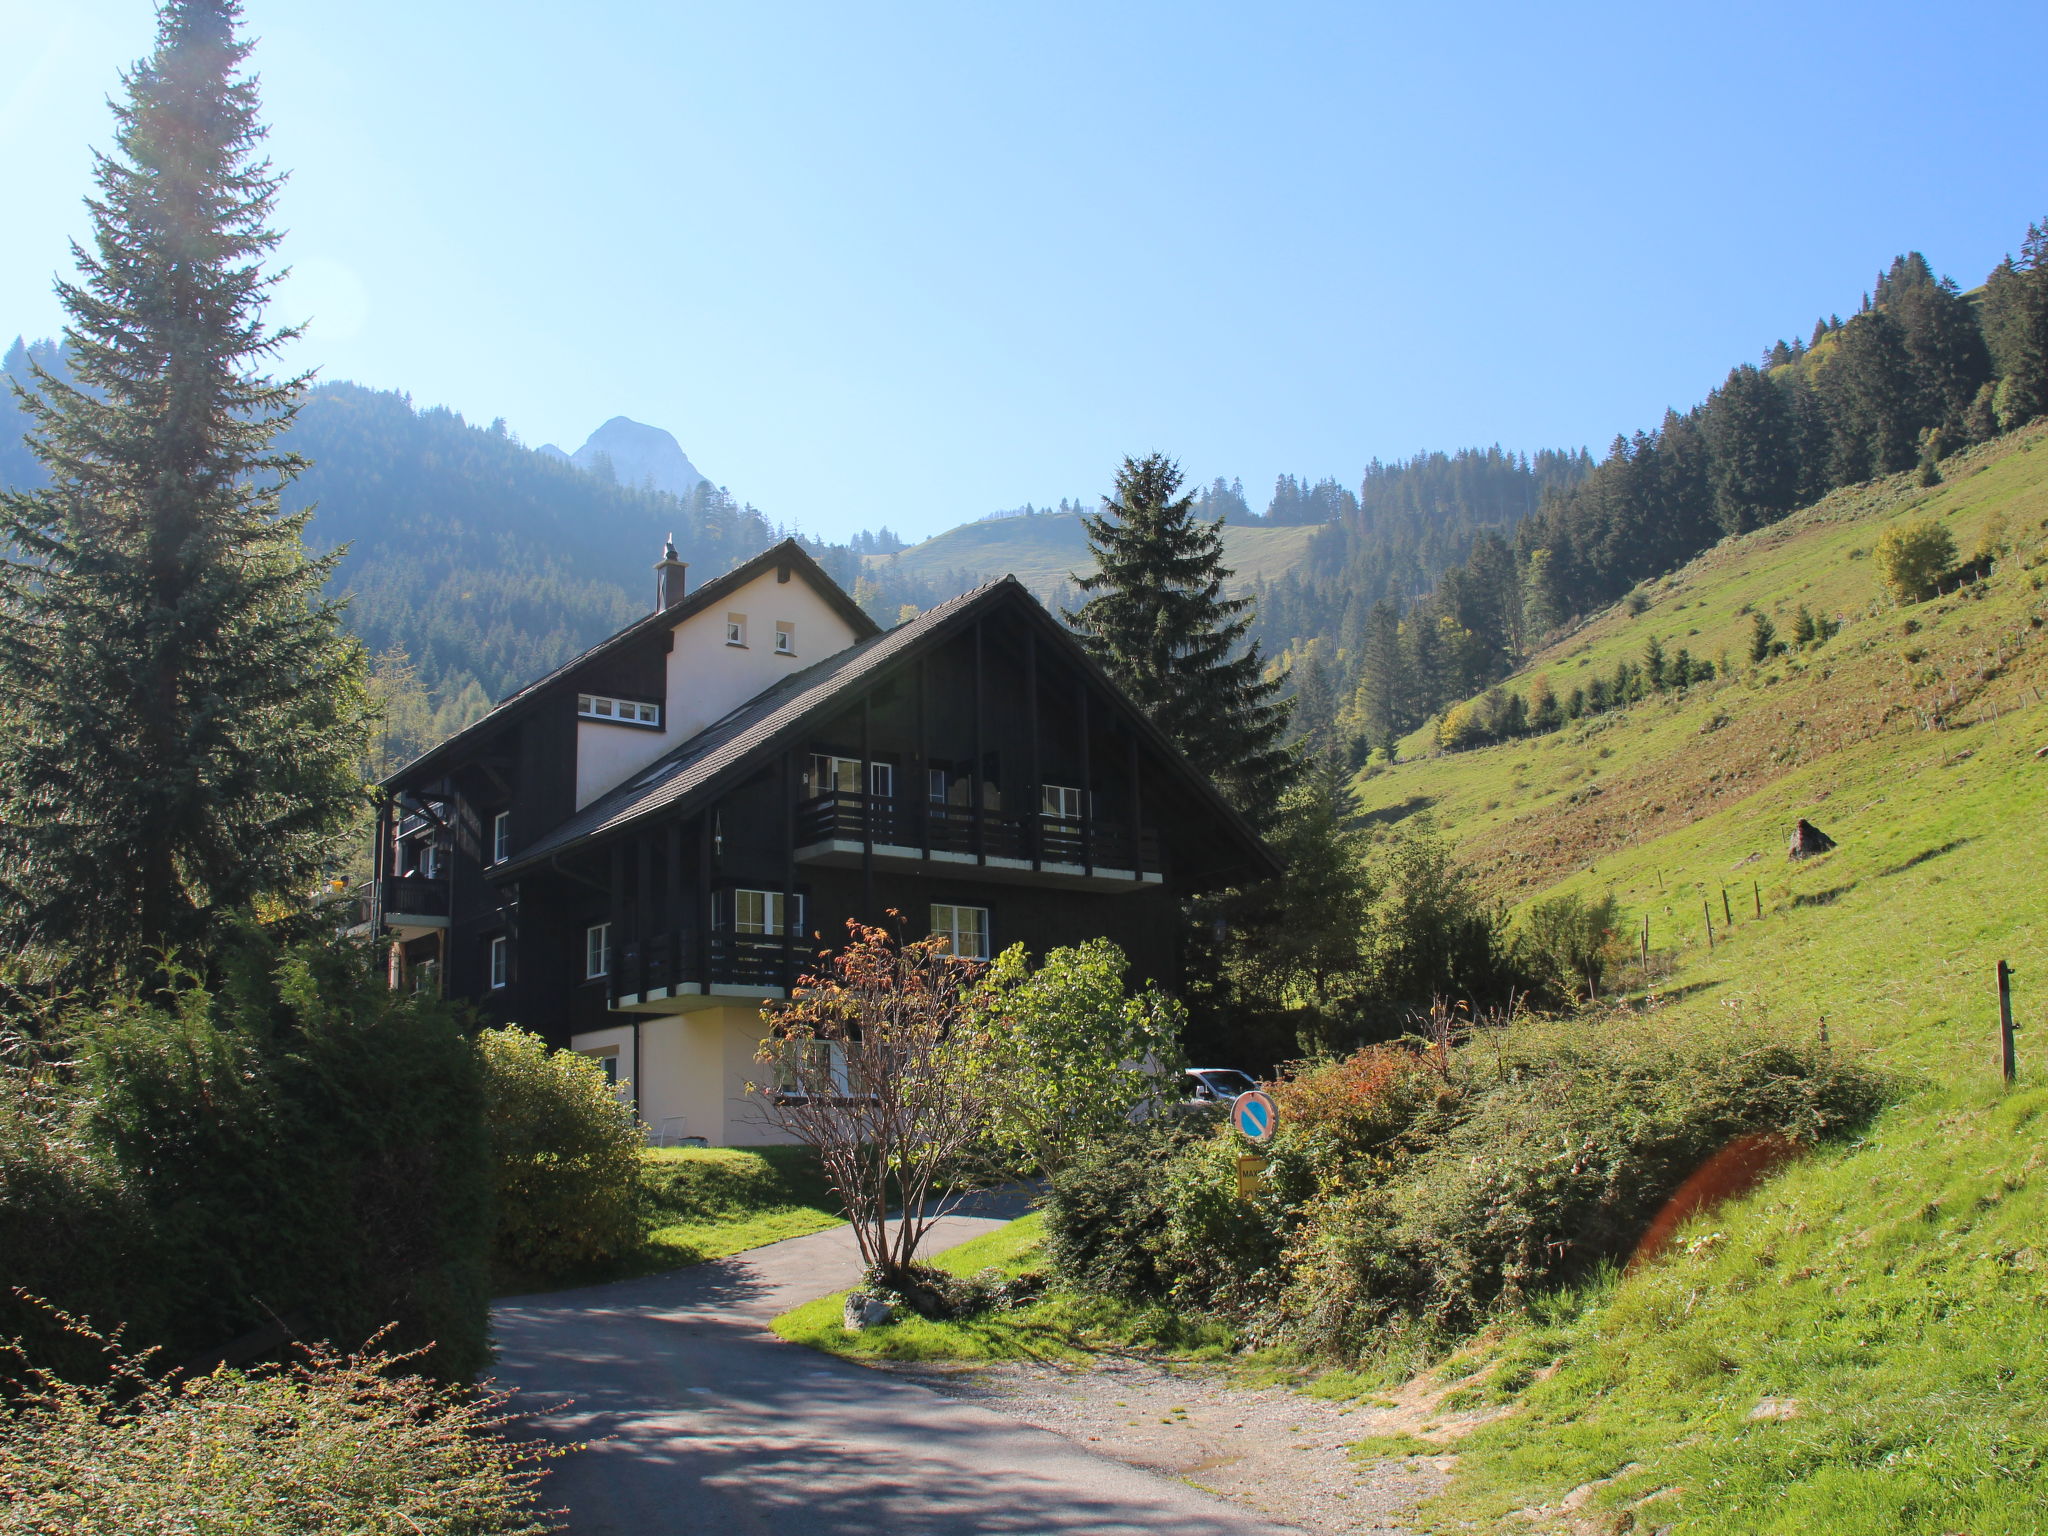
<box><xmin>1235</xmin><ymin>1154</ymin><xmax>1270</xmax><ymax>1200</ymax></box>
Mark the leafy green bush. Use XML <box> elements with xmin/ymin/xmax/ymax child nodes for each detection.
<box><xmin>479</xmin><ymin>1026</ymin><xmax>644</xmax><ymax>1283</ymax></box>
<box><xmin>1875</xmin><ymin>518</ymin><xmax>1958</xmax><ymax>603</ymax></box>
<box><xmin>0</xmin><ymin>1311</ymin><xmax>560</xmax><ymax>1535</ymax></box>
<box><xmin>0</xmin><ymin>930</ymin><xmax>492</xmax><ymax>1383</ymax></box>
<box><xmin>1041</xmin><ymin>1114</ymin><xmax>1213</xmax><ymax>1300</ymax></box>
<box><xmin>1515</xmin><ymin>890</ymin><xmax>1623</xmax><ymax>1003</ymax></box>
<box><xmin>1046</xmin><ymin>1012</ymin><xmax>1885</xmax><ymax>1358</ymax></box>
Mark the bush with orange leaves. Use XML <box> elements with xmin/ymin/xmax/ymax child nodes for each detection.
<box><xmin>1266</xmin><ymin>1046</ymin><xmax>1453</xmax><ymax>1162</ymax></box>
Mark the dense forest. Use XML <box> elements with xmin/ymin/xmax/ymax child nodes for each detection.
<box><xmin>1270</xmin><ymin>226</ymin><xmax>2048</xmax><ymax>759</ymax></box>
<box><xmin>8</xmin><ymin>215</ymin><xmax>2046</xmax><ymax>770</ymax></box>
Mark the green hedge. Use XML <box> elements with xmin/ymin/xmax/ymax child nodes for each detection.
<box><xmin>0</xmin><ymin>930</ymin><xmax>492</xmax><ymax>1383</ymax></box>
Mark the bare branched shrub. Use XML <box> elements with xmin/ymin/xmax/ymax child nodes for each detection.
<box><xmin>750</xmin><ymin>918</ymin><xmax>997</xmax><ymax>1289</ymax></box>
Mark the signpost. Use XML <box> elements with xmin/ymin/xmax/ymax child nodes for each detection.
<box><xmin>1231</xmin><ymin>1089</ymin><xmax>1276</xmax><ymax>1142</ymax></box>
<box><xmin>1231</xmin><ymin>1090</ymin><xmax>1277</xmax><ymax>1200</ymax></box>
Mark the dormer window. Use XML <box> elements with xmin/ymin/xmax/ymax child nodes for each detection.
<box><xmin>578</xmin><ymin>693</ymin><xmax>661</xmax><ymax>728</ymax></box>
<box><xmin>774</xmin><ymin>622</ymin><xmax>795</xmax><ymax>655</ymax></box>
<box><xmin>726</xmin><ymin>613</ymin><xmax>747</xmax><ymax>647</ymax></box>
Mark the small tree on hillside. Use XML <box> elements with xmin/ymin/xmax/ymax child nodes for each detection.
<box><xmin>1874</xmin><ymin>519</ymin><xmax>1957</xmax><ymax>604</ymax></box>
<box><xmin>0</xmin><ymin>0</ymin><xmax>367</xmax><ymax>984</ymax></box>
<box><xmin>750</xmin><ymin>920</ymin><xmax>997</xmax><ymax>1288</ymax></box>
<box><xmin>1067</xmin><ymin>453</ymin><xmax>1296</xmax><ymax>822</ymax></box>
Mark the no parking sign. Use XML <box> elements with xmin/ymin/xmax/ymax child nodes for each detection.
<box><xmin>1230</xmin><ymin>1089</ymin><xmax>1277</xmax><ymax>1142</ymax></box>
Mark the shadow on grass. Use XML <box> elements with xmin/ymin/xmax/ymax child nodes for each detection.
<box><xmin>1876</xmin><ymin>838</ymin><xmax>1974</xmax><ymax>878</ymax></box>
<box><xmin>1359</xmin><ymin>794</ymin><xmax>1437</xmax><ymax>827</ymax></box>
<box><xmin>1792</xmin><ymin>883</ymin><xmax>1859</xmax><ymax>908</ymax></box>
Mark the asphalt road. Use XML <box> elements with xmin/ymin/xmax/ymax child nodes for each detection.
<box><xmin>491</xmin><ymin>1194</ymin><xmax>1306</xmax><ymax>1536</ymax></box>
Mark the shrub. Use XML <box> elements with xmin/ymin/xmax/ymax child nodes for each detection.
<box><xmin>1047</xmin><ymin>1013</ymin><xmax>1884</xmax><ymax>1359</ymax></box>
<box><xmin>0</xmin><ymin>1311</ymin><xmax>560</xmax><ymax>1535</ymax></box>
<box><xmin>1515</xmin><ymin>890</ymin><xmax>1623</xmax><ymax>1003</ymax></box>
<box><xmin>1041</xmin><ymin>1114</ymin><xmax>1212</xmax><ymax>1301</ymax></box>
<box><xmin>1</xmin><ymin>931</ymin><xmax>492</xmax><ymax>1383</ymax></box>
<box><xmin>1875</xmin><ymin>519</ymin><xmax>1958</xmax><ymax>603</ymax></box>
<box><xmin>479</xmin><ymin>1026</ymin><xmax>644</xmax><ymax>1282</ymax></box>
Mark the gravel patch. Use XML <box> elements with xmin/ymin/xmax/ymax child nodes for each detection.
<box><xmin>873</xmin><ymin>1356</ymin><xmax>1460</xmax><ymax>1534</ymax></box>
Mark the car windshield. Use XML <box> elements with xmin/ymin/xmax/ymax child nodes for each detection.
<box><xmin>1195</xmin><ymin>1070</ymin><xmax>1258</xmax><ymax>1095</ymax></box>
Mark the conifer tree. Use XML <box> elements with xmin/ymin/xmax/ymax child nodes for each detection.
<box><xmin>1068</xmin><ymin>453</ymin><xmax>1294</xmax><ymax>821</ymax></box>
<box><xmin>1983</xmin><ymin>218</ymin><xmax>2048</xmax><ymax>430</ymax></box>
<box><xmin>0</xmin><ymin>0</ymin><xmax>367</xmax><ymax>982</ymax></box>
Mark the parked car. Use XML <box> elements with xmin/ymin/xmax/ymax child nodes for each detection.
<box><xmin>1183</xmin><ymin>1067</ymin><xmax>1260</xmax><ymax>1105</ymax></box>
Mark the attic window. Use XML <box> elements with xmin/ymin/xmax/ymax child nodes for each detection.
<box><xmin>726</xmin><ymin>614</ymin><xmax>747</xmax><ymax>647</ymax></box>
<box><xmin>578</xmin><ymin>693</ymin><xmax>661</xmax><ymax>728</ymax></box>
<box><xmin>774</xmin><ymin>622</ymin><xmax>795</xmax><ymax>655</ymax></box>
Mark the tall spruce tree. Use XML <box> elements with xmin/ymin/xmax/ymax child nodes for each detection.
<box><xmin>1068</xmin><ymin>453</ymin><xmax>1294</xmax><ymax>820</ymax></box>
<box><xmin>0</xmin><ymin>0</ymin><xmax>367</xmax><ymax>983</ymax></box>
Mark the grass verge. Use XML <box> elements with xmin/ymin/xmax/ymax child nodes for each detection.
<box><xmin>631</xmin><ymin>1144</ymin><xmax>845</xmax><ymax>1274</ymax></box>
<box><xmin>771</xmin><ymin>1212</ymin><xmax>1235</xmax><ymax>1364</ymax></box>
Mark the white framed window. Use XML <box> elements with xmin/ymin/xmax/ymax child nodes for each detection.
<box><xmin>410</xmin><ymin>956</ymin><xmax>439</xmax><ymax>996</ymax></box>
<box><xmin>928</xmin><ymin>767</ymin><xmax>948</xmax><ymax>802</ymax></box>
<box><xmin>930</xmin><ymin>903</ymin><xmax>989</xmax><ymax>961</ymax></box>
<box><xmin>578</xmin><ymin>693</ymin><xmax>661</xmax><ymax>727</ymax></box>
<box><xmin>488</xmin><ymin>935</ymin><xmax>509</xmax><ymax>990</ymax></box>
<box><xmin>1040</xmin><ymin>783</ymin><xmax>1085</xmax><ymax>822</ymax></box>
<box><xmin>580</xmin><ymin>1049</ymin><xmax>619</xmax><ymax>1086</ymax></box>
<box><xmin>418</xmin><ymin>842</ymin><xmax>441</xmax><ymax>879</ymax></box>
<box><xmin>725</xmin><ymin>613</ymin><xmax>747</xmax><ymax>646</ymax></box>
<box><xmin>731</xmin><ymin>888</ymin><xmax>803</xmax><ymax>936</ymax></box>
<box><xmin>585</xmin><ymin>922</ymin><xmax>612</xmax><ymax>980</ymax></box>
<box><xmin>869</xmin><ymin>761</ymin><xmax>893</xmax><ymax>799</ymax></box>
<box><xmin>492</xmin><ymin>810</ymin><xmax>510</xmax><ymax>864</ymax></box>
<box><xmin>774</xmin><ymin>621</ymin><xmax>795</xmax><ymax>655</ymax></box>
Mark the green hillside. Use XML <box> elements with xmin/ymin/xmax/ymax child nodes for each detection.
<box><xmin>867</xmin><ymin>510</ymin><xmax>1321</xmax><ymax>600</ymax></box>
<box><xmin>1352</xmin><ymin>427</ymin><xmax>2048</xmax><ymax>1532</ymax></box>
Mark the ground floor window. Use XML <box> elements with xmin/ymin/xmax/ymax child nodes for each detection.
<box><xmin>579</xmin><ymin>1047</ymin><xmax>619</xmax><ymax>1085</ymax></box>
<box><xmin>488</xmin><ymin>935</ymin><xmax>509</xmax><ymax>990</ymax></box>
<box><xmin>585</xmin><ymin>922</ymin><xmax>612</xmax><ymax>979</ymax></box>
<box><xmin>930</xmin><ymin>903</ymin><xmax>989</xmax><ymax>961</ymax></box>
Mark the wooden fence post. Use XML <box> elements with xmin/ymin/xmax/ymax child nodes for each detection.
<box><xmin>1722</xmin><ymin>886</ymin><xmax>1733</xmax><ymax>927</ymax></box>
<box><xmin>1999</xmin><ymin>960</ymin><xmax>2017</xmax><ymax>1085</ymax></box>
<box><xmin>1703</xmin><ymin>898</ymin><xmax>1714</xmax><ymax>953</ymax></box>
<box><xmin>1753</xmin><ymin>881</ymin><xmax>1762</xmax><ymax>920</ymax></box>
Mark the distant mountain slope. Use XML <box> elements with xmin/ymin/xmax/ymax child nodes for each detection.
<box><xmin>868</xmin><ymin>510</ymin><xmax>1321</xmax><ymax>601</ymax></box>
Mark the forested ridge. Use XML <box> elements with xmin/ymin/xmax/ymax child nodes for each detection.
<box><xmin>8</xmin><ymin>216</ymin><xmax>2047</xmax><ymax>765</ymax></box>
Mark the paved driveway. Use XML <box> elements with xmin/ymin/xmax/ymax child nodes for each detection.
<box><xmin>492</xmin><ymin>1195</ymin><xmax>1306</xmax><ymax>1535</ymax></box>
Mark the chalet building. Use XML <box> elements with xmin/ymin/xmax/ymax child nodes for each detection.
<box><xmin>375</xmin><ymin>539</ymin><xmax>1275</xmax><ymax>1145</ymax></box>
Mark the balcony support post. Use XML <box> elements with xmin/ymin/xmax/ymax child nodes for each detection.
<box><xmin>972</xmin><ymin>619</ymin><xmax>985</xmax><ymax>863</ymax></box>
<box><xmin>917</xmin><ymin>655</ymin><xmax>931</xmax><ymax>861</ymax></box>
<box><xmin>861</xmin><ymin>692</ymin><xmax>875</xmax><ymax>916</ymax></box>
<box><xmin>782</xmin><ymin>750</ymin><xmax>797</xmax><ymax>992</ymax></box>
<box><xmin>1027</xmin><ymin>630</ymin><xmax>1041</xmax><ymax>872</ymax></box>
<box><xmin>1127</xmin><ymin>728</ymin><xmax>1144</xmax><ymax>880</ymax></box>
<box><xmin>665</xmin><ymin>818</ymin><xmax>683</xmax><ymax>991</ymax></box>
<box><xmin>1078</xmin><ymin>679</ymin><xmax>1093</xmax><ymax>876</ymax></box>
<box><xmin>634</xmin><ymin>838</ymin><xmax>653</xmax><ymax>1000</ymax></box>
<box><xmin>608</xmin><ymin>842</ymin><xmax>625</xmax><ymax>1007</ymax></box>
<box><xmin>696</xmin><ymin>810</ymin><xmax>713</xmax><ymax>995</ymax></box>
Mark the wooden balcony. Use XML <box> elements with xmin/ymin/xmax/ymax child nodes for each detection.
<box><xmin>793</xmin><ymin>792</ymin><xmax>1163</xmax><ymax>891</ymax></box>
<box><xmin>380</xmin><ymin>874</ymin><xmax>450</xmax><ymax>930</ymax></box>
<box><xmin>611</xmin><ymin>929</ymin><xmax>816</xmax><ymax>1013</ymax></box>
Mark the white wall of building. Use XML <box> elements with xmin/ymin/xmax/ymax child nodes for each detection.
<box><xmin>574</xmin><ymin>571</ymin><xmax>862</xmax><ymax>809</ymax></box>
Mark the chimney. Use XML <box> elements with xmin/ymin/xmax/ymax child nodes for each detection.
<box><xmin>655</xmin><ymin>535</ymin><xmax>688</xmax><ymax>610</ymax></box>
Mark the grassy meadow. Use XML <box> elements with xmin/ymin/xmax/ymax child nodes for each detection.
<box><xmin>1345</xmin><ymin>426</ymin><xmax>2048</xmax><ymax>1532</ymax></box>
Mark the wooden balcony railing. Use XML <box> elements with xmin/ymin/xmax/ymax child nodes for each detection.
<box><xmin>381</xmin><ymin>873</ymin><xmax>450</xmax><ymax>919</ymax></box>
<box><xmin>614</xmin><ymin>927</ymin><xmax>815</xmax><ymax>1005</ymax></box>
<box><xmin>794</xmin><ymin>791</ymin><xmax>1161</xmax><ymax>873</ymax></box>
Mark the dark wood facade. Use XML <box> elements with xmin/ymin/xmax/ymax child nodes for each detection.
<box><xmin>376</xmin><ymin>551</ymin><xmax>1274</xmax><ymax>1052</ymax></box>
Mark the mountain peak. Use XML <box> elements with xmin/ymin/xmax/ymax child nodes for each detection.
<box><xmin>568</xmin><ymin>416</ymin><xmax>707</xmax><ymax>498</ymax></box>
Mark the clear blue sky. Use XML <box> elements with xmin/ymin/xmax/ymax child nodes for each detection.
<box><xmin>5</xmin><ymin>1</ymin><xmax>2045</xmax><ymax>542</ymax></box>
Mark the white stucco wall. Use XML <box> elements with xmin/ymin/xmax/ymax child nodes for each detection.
<box><xmin>575</xmin><ymin>1004</ymin><xmax>795</xmax><ymax>1147</ymax></box>
<box><xmin>574</xmin><ymin>571</ymin><xmax>861</xmax><ymax>809</ymax></box>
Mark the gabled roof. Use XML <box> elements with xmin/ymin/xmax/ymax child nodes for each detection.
<box><xmin>494</xmin><ymin>577</ymin><xmax>1279</xmax><ymax>884</ymax></box>
<box><xmin>383</xmin><ymin>538</ymin><xmax>879</xmax><ymax>787</ymax></box>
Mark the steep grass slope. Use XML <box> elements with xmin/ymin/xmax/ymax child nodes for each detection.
<box><xmin>867</xmin><ymin>511</ymin><xmax>1319</xmax><ymax>600</ymax></box>
<box><xmin>1352</xmin><ymin>427</ymin><xmax>2048</xmax><ymax>1533</ymax></box>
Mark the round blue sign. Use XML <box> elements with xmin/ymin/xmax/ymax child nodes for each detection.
<box><xmin>1231</xmin><ymin>1089</ymin><xmax>1277</xmax><ymax>1142</ymax></box>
